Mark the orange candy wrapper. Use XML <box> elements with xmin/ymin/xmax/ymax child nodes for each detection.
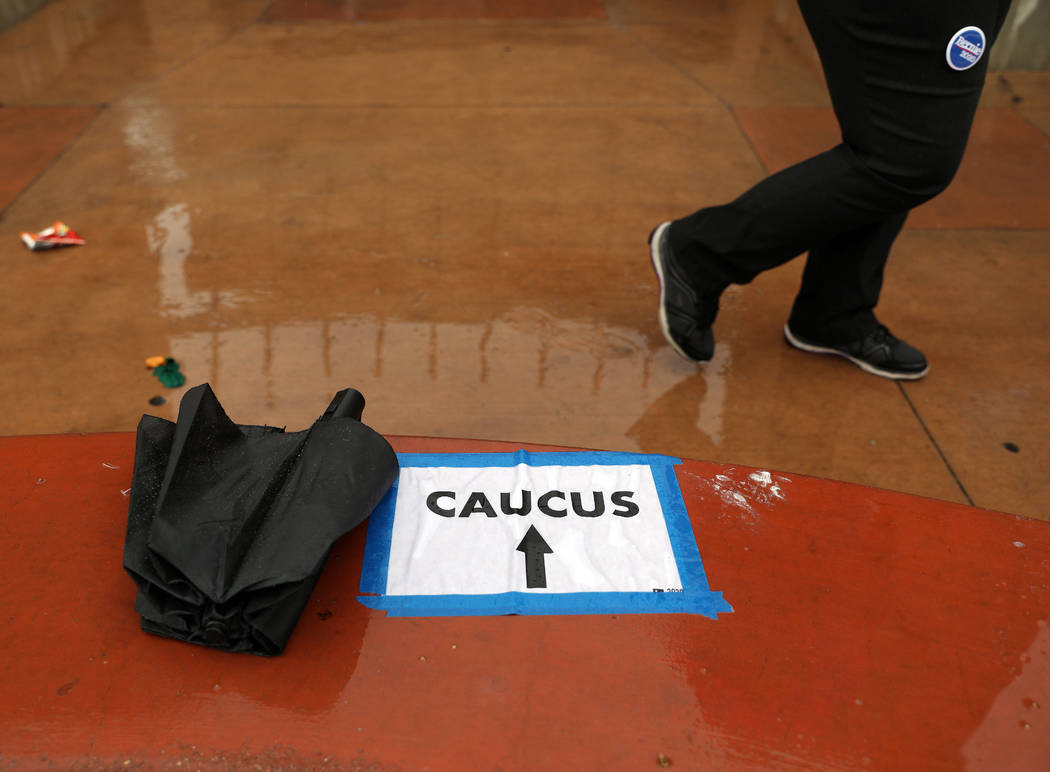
<box><xmin>20</xmin><ymin>222</ymin><xmax>86</xmax><ymax>251</ymax></box>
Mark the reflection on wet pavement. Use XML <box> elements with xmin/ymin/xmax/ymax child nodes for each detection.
<box><xmin>0</xmin><ymin>0</ymin><xmax>1047</xmax><ymax>520</ymax></box>
<box><xmin>169</xmin><ymin>312</ymin><xmax>701</xmax><ymax>444</ymax></box>
<box><xmin>123</xmin><ymin>104</ymin><xmax>186</xmax><ymax>186</ymax></box>
<box><xmin>964</xmin><ymin>616</ymin><xmax>1050</xmax><ymax>768</ymax></box>
<box><xmin>148</xmin><ymin>203</ymin><xmax>257</xmax><ymax>317</ymax></box>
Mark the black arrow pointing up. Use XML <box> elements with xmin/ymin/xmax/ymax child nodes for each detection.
<box><xmin>515</xmin><ymin>525</ymin><xmax>553</xmax><ymax>589</ymax></box>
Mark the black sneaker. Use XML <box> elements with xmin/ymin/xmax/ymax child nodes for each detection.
<box><xmin>649</xmin><ymin>221</ymin><xmax>724</xmax><ymax>362</ymax></box>
<box><xmin>783</xmin><ymin>322</ymin><xmax>929</xmax><ymax>380</ymax></box>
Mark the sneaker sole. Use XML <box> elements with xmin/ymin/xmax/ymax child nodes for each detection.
<box><xmin>783</xmin><ymin>324</ymin><xmax>928</xmax><ymax>380</ymax></box>
<box><xmin>649</xmin><ymin>221</ymin><xmax>707</xmax><ymax>363</ymax></box>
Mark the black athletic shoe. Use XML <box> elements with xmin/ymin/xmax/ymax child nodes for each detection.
<box><xmin>649</xmin><ymin>221</ymin><xmax>724</xmax><ymax>362</ymax></box>
<box><xmin>783</xmin><ymin>322</ymin><xmax>929</xmax><ymax>380</ymax></box>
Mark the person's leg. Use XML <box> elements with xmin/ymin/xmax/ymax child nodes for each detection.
<box><xmin>786</xmin><ymin>212</ymin><xmax>908</xmax><ymax>344</ymax></box>
<box><xmin>780</xmin><ymin>211</ymin><xmax>929</xmax><ymax>379</ymax></box>
<box><xmin>657</xmin><ymin>0</ymin><xmax>1009</xmax><ymax>354</ymax></box>
<box><xmin>781</xmin><ymin>0</ymin><xmax>1011</xmax><ymax>347</ymax></box>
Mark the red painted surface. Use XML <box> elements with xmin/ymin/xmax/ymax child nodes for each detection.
<box><xmin>1</xmin><ymin>432</ymin><xmax>1048</xmax><ymax>770</ymax></box>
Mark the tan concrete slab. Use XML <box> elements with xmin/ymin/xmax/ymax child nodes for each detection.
<box><xmin>615</xmin><ymin>9</ymin><xmax>829</xmax><ymax>107</ymax></box>
<box><xmin>264</xmin><ymin>0</ymin><xmax>606</xmax><ymax>22</ymax></box>
<box><xmin>734</xmin><ymin>106</ymin><xmax>1050</xmax><ymax>230</ymax></box>
<box><xmin>0</xmin><ymin>96</ymin><xmax>970</xmax><ymax>507</ymax></box>
<box><xmin>883</xmin><ymin>230</ymin><xmax>1050</xmax><ymax>520</ymax></box>
<box><xmin>607</xmin><ymin>0</ymin><xmax>800</xmax><ymax>26</ymax></box>
<box><xmin>988</xmin><ymin>71</ymin><xmax>1050</xmax><ymax>108</ymax></box>
<box><xmin>0</xmin><ymin>105</ymin><xmax>99</xmax><ymax>211</ymax></box>
<box><xmin>634</xmin><ymin>261</ymin><xmax>970</xmax><ymax>507</ymax></box>
<box><xmin>127</xmin><ymin>21</ymin><xmax>718</xmax><ymax>107</ymax></box>
<box><xmin>918</xmin><ymin>108</ymin><xmax>1050</xmax><ymax>230</ymax></box>
<box><xmin>1019</xmin><ymin>107</ymin><xmax>1050</xmax><ymax>136</ymax></box>
<box><xmin>0</xmin><ymin>0</ymin><xmax>268</xmax><ymax>105</ymax></box>
<box><xmin>1</xmin><ymin>4</ymin><xmax>1043</xmax><ymax>519</ymax></box>
<box><xmin>0</xmin><ymin>102</ymin><xmax>760</xmax><ymax>433</ymax></box>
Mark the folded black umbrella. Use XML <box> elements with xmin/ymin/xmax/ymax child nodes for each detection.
<box><xmin>123</xmin><ymin>383</ymin><xmax>398</xmax><ymax>656</ymax></box>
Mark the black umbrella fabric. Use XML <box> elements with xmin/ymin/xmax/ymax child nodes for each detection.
<box><xmin>123</xmin><ymin>383</ymin><xmax>398</xmax><ymax>656</ymax></box>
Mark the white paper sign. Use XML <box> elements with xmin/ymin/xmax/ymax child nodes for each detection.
<box><xmin>384</xmin><ymin>463</ymin><xmax>683</xmax><ymax>596</ymax></box>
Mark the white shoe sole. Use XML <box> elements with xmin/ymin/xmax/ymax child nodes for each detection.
<box><xmin>649</xmin><ymin>221</ymin><xmax>697</xmax><ymax>362</ymax></box>
<box><xmin>783</xmin><ymin>324</ymin><xmax>928</xmax><ymax>380</ymax></box>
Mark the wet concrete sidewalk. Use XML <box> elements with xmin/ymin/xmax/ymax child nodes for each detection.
<box><xmin>1</xmin><ymin>0</ymin><xmax>1048</xmax><ymax>518</ymax></box>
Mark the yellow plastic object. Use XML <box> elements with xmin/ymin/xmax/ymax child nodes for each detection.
<box><xmin>145</xmin><ymin>356</ymin><xmax>167</xmax><ymax>369</ymax></box>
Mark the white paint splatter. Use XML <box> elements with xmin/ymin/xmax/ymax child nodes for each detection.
<box><xmin>710</xmin><ymin>472</ymin><xmax>754</xmax><ymax>515</ymax></box>
<box><xmin>706</xmin><ymin>469</ymin><xmax>791</xmax><ymax>528</ymax></box>
<box><xmin>1014</xmin><ymin>541</ymin><xmax>1027</xmax><ymax>548</ymax></box>
<box><xmin>748</xmin><ymin>470</ymin><xmax>785</xmax><ymax>500</ymax></box>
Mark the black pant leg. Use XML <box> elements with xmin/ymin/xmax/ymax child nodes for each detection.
<box><xmin>787</xmin><ymin>212</ymin><xmax>908</xmax><ymax>343</ymax></box>
<box><xmin>784</xmin><ymin>0</ymin><xmax>1010</xmax><ymax>340</ymax></box>
<box><xmin>666</xmin><ymin>0</ymin><xmax>1007</xmax><ymax>310</ymax></box>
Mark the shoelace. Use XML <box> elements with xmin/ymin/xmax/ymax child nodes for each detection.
<box><xmin>857</xmin><ymin>324</ymin><xmax>900</xmax><ymax>356</ymax></box>
<box><xmin>868</xmin><ymin>325</ymin><xmax>897</xmax><ymax>345</ymax></box>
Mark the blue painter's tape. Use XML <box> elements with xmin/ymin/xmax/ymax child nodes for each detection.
<box><xmin>652</xmin><ymin>460</ymin><xmax>712</xmax><ymax>593</ymax></box>
<box><xmin>359</xmin><ymin>483</ymin><xmax>398</xmax><ymax>595</ymax></box>
<box><xmin>395</xmin><ymin>450</ymin><xmax>682</xmax><ymax>469</ymax></box>
<box><xmin>358</xmin><ymin>450</ymin><xmax>732</xmax><ymax>618</ymax></box>
<box><xmin>357</xmin><ymin>590</ymin><xmax>731</xmax><ymax>618</ymax></box>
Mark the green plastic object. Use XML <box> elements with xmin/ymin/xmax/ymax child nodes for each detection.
<box><xmin>152</xmin><ymin>358</ymin><xmax>186</xmax><ymax>388</ymax></box>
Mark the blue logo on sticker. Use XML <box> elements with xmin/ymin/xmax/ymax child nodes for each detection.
<box><xmin>946</xmin><ymin>26</ymin><xmax>985</xmax><ymax>71</ymax></box>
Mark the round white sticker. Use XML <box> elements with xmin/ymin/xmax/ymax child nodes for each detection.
<box><xmin>946</xmin><ymin>26</ymin><xmax>986</xmax><ymax>71</ymax></box>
